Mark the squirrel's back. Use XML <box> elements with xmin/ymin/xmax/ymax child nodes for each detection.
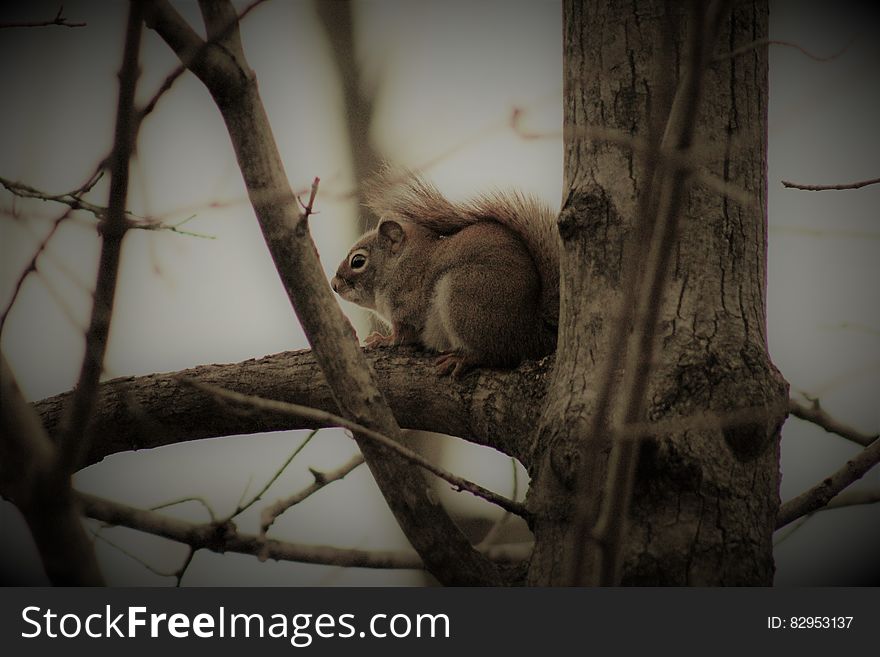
<box><xmin>365</xmin><ymin>171</ymin><xmax>560</xmax><ymax>330</ymax></box>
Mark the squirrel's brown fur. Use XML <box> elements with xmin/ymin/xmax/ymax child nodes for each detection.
<box><xmin>332</xmin><ymin>170</ymin><xmax>559</xmax><ymax>376</ymax></box>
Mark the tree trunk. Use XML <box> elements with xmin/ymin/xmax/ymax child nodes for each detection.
<box><xmin>526</xmin><ymin>0</ymin><xmax>787</xmax><ymax>585</ymax></box>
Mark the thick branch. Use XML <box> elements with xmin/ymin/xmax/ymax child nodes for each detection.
<box><xmin>1</xmin><ymin>356</ymin><xmax>104</xmax><ymax>585</ymax></box>
<box><xmin>35</xmin><ymin>349</ymin><xmax>550</xmax><ymax>469</ymax></box>
<box><xmin>776</xmin><ymin>438</ymin><xmax>880</xmax><ymax>528</ymax></box>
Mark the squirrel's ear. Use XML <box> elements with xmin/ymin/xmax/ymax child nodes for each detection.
<box><xmin>378</xmin><ymin>220</ymin><xmax>406</xmax><ymax>254</ymax></box>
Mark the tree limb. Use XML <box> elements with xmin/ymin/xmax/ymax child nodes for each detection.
<box><xmin>79</xmin><ymin>491</ymin><xmax>530</xmax><ymax>571</ymax></box>
<box><xmin>788</xmin><ymin>398</ymin><xmax>878</xmax><ymax>447</ymax></box>
<box><xmin>35</xmin><ymin>349</ymin><xmax>550</xmax><ymax>469</ymax></box>
<box><xmin>260</xmin><ymin>453</ymin><xmax>364</xmax><ymax>536</ymax></box>
<box><xmin>1</xmin><ymin>355</ymin><xmax>104</xmax><ymax>584</ymax></box>
<box><xmin>144</xmin><ymin>0</ymin><xmax>504</xmax><ymax>585</ymax></box>
<box><xmin>79</xmin><ymin>491</ymin><xmax>425</xmax><ymax>570</ymax></box>
<box><xmin>781</xmin><ymin>177</ymin><xmax>880</xmax><ymax>191</ymax></box>
<box><xmin>57</xmin><ymin>1</ymin><xmax>144</xmax><ymax>473</ymax></box>
<box><xmin>776</xmin><ymin>438</ymin><xmax>880</xmax><ymax>528</ymax></box>
<box><xmin>184</xmin><ymin>378</ymin><xmax>530</xmax><ymax>518</ymax></box>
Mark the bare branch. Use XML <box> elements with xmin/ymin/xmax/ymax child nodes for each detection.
<box><xmin>296</xmin><ymin>177</ymin><xmax>321</xmax><ymax>220</ymax></box>
<box><xmin>260</xmin><ymin>453</ymin><xmax>364</xmax><ymax>536</ymax></box>
<box><xmin>146</xmin><ymin>0</ymin><xmax>505</xmax><ymax>585</ymax></box>
<box><xmin>715</xmin><ymin>36</ymin><xmax>857</xmax><ymax>64</ymax></box>
<box><xmin>184</xmin><ymin>378</ymin><xmax>530</xmax><ymax>519</ymax></box>
<box><xmin>776</xmin><ymin>438</ymin><xmax>880</xmax><ymax>529</ymax></box>
<box><xmin>56</xmin><ymin>1</ymin><xmax>145</xmax><ymax>473</ymax></box>
<box><xmin>137</xmin><ymin>0</ymin><xmax>268</xmax><ymax>129</ymax></box>
<box><xmin>0</xmin><ymin>7</ymin><xmax>86</xmax><ymax>29</ymax></box>
<box><xmin>0</xmin><ymin>175</ymin><xmax>213</xmax><ymax>237</ymax></box>
<box><xmin>226</xmin><ymin>429</ymin><xmax>318</xmax><ymax>520</ymax></box>
<box><xmin>788</xmin><ymin>398</ymin><xmax>877</xmax><ymax>447</ymax></box>
<box><xmin>34</xmin><ymin>349</ymin><xmax>548</xmax><ymax>469</ymax></box>
<box><xmin>90</xmin><ymin>529</ymin><xmax>182</xmax><ymax>579</ymax></box>
<box><xmin>774</xmin><ymin>489</ymin><xmax>880</xmax><ymax>545</ymax></box>
<box><xmin>0</xmin><ymin>209</ymin><xmax>72</xmax><ymax>335</ymax></box>
<box><xmin>150</xmin><ymin>496</ymin><xmax>217</xmax><ymax>523</ymax></box>
<box><xmin>79</xmin><ymin>491</ymin><xmax>425</xmax><ymax>570</ymax></box>
<box><xmin>781</xmin><ymin>177</ymin><xmax>880</xmax><ymax>191</ymax></box>
<box><xmin>822</xmin><ymin>488</ymin><xmax>880</xmax><ymax>511</ymax></box>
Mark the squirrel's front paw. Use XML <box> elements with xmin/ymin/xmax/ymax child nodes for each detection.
<box><xmin>435</xmin><ymin>353</ymin><xmax>478</xmax><ymax>378</ymax></box>
<box><xmin>364</xmin><ymin>331</ymin><xmax>396</xmax><ymax>349</ymax></box>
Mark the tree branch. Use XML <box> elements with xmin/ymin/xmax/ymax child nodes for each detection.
<box><xmin>0</xmin><ymin>7</ymin><xmax>86</xmax><ymax>29</ymax></box>
<box><xmin>1</xmin><ymin>355</ymin><xmax>104</xmax><ymax>584</ymax></box>
<box><xmin>34</xmin><ymin>349</ymin><xmax>549</xmax><ymax>468</ymax></box>
<box><xmin>0</xmin><ymin>208</ymin><xmax>72</xmax><ymax>335</ymax></box>
<box><xmin>184</xmin><ymin>378</ymin><xmax>530</xmax><ymax>519</ymax></box>
<box><xmin>0</xmin><ymin>175</ymin><xmax>214</xmax><ymax>237</ymax></box>
<box><xmin>79</xmin><ymin>492</ymin><xmax>424</xmax><ymax>570</ymax></box>
<box><xmin>714</xmin><ymin>36</ymin><xmax>856</xmax><ymax>64</ymax></box>
<box><xmin>788</xmin><ymin>398</ymin><xmax>877</xmax><ymax>447</ymax></box>
<box><xmin>260</xmin><ymin>453</ymin><xmax>364</xmax><ymax>536</ymax></box>
<box><xmin>776</xmin><ymin>438</ymin><xmax>880</xmax><ymax>528</ymax></box>
<box><xmin>57</xmin><ymin>1</ymin><xmax>144</xmax><ymax>473</ymax></box>
<box><xmin>781</xmin><ymin>177</ymin><xmax>880</xmax><ymax>191</ymax></box>
<box><xmin>144</xmin><ymin>0</ymin><xmax>504</xmax><ymax>585</ymax></box>
<box><xmin>78</xmin><ymin>491</ymin><xmax>529</xmax><ymax>571</ymax></box>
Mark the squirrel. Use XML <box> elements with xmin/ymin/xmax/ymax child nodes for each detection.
<box><xmin>331</xmin><ymin>172</ymin><xmax>559</xmax><ymax>377</ymax></box>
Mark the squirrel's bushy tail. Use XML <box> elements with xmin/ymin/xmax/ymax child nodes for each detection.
<box><xmin>365</xmin><ymin>168</ymin><xmax>560</xmax><ymax>335</ymax></box>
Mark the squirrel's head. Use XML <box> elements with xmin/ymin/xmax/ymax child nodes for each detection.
<box><xmin>331</xmin><ymin>220</ymin><xmax>407</xmax><ymax>310</ymax></box>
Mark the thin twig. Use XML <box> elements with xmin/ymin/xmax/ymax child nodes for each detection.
<box><xmin>788</xmin><ymin>398</ymin><xmax>877</xmax><ymax>447</ymax></box>
<box><xmin>90</xmin><ymin>528</ymin><xmax>181</xmax><ymax>578</ymax></box>
<box><xmin>297</xmin><ymin>177</ymin><xmax>321</xmax><ymax>218</ymax></box>
<box><xmin>226</xmin><ymin>429</ymin><xmax>319</xmax><ymax>520</ymax></box>
<box><xmin>173</xmin><ymin>548</ymin><xmax>196</xmax><ymax>587</ymax></box>
<box><xmin>1</xmin><ymin>175</ymin><xmax>214</xmax><ymax>237</ymax></box>
<box><xmin>0</xmin><ymin>209</ymin><xmax>71</xmax><ymax>335</ymax></box>
<box><xmin>260</xmin><ymin>453</ymin><xmax>364</xmax><ymax>536</ymax></box>
<box><xmin>478</xmin><ymin>457</ymin><xmax>521</xmax><ymax>549</ymax></box>
<box><xmin>183</xmin><ymin>377</ymin><xmax>529</xmax><ymax>519</ymax></box>
<box><xmin>35</xmin><ymin>269</ymin><xmax>87</xmax><ymax>333</ymax></box>
<box><xmin>0</xmin><ymin>7</ymin><xmax>86</xmax><ymax>29</ymax></box>
<box><xmin>715</xmin><ymin>36</ymin><xmax>857</xmax><ymax>64</ymax></box>
<box><xmin>776</xmin><ymin>438</ymin><xmax>880</xmax><ymax>528</ymax></box>
<box><xmin>781</xmin><ymin>177</ymin><xmax>880</xmax><ymax>191</ymax></box>
<box><xmin>150</xmin><ymin>496</ymin><xmax>217</xmax><ymax>522</ymax></box>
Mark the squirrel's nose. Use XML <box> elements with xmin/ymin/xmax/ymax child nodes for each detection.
<box><xmin>330</xmin><ymin>276</ymin><xmax>339</xmax><ymax>293</ymax></box>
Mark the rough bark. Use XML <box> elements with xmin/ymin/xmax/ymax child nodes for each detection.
<box><xmin>35</xmin><ymin>350</ymin><xmax>551</xmax><ymax>469</ymax></box>
<box><xmin>526</xmin><ymin>0</ymin><xmax>787</xmax><ymax>585</ymax></box>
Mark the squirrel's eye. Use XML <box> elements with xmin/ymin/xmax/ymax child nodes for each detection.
<box><xmin>350</xmin><ymin>253</ymin><xmax>367</xmax><ymax>269</ymax></box>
